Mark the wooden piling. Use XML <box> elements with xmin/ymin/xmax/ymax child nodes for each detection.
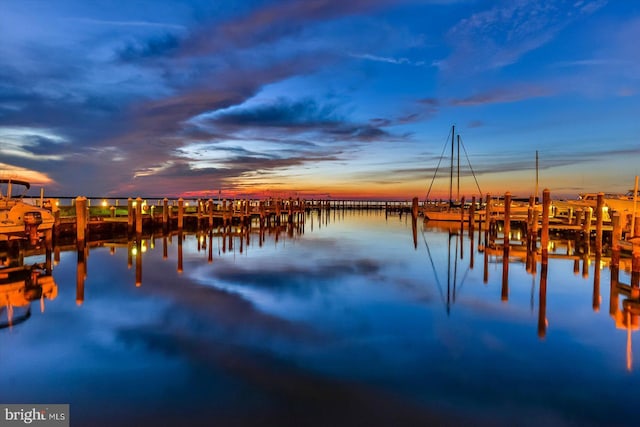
<box><xmin>127</xmin><ymin>198</ymin><xmax>134</xmax><ymax>235</ymax></box>
<box><xmin>632</xmin><ymin>240</ymin><xmax>640</xmax><ymax>290</ymax></box>
<box><xmin>163</xmin><ymin>198</ymin><xmax>169</xmax><ymax>229</ymax></box>
<box><xmin>411</xmin><ymin>197</ymin><xmax>419</xmax><ymax>221</ymax></box>
<box><xmin>503</xmin><ymin>192</ymin><xmax>511</xmax><ymax>253</ymax></box>
<box><xmin>611</xmin><ymin>213</ymin><xmax>622</xmax><ymax>268</ymax></box>
<box><xmin>75</xmin><ymin>196</ymin><xmax>87</xmax><ymax>250</ymax></box>
<box><xmin>541</xmin><ymin>189</ymin><xmax>550</xmax><ymax>256</ymax></box>
<box><xmin>135</xmin><ymin>197</ymin><xmax>143</xmax><ymax>235</ymax></box>
<box><xmin>208</xmin><ymin>199</ymin><xmax>214</xmax><ymax>228</ymax></box>
<box><xmin>178</xmin><ymin>198</ymin><xmax>184</xmax><ymax>230</ymax></box>
<box><xmin>469</xmin><ymin>196</ymin><xmax>476</xmax><ymax>238</ymax></box>
<box><xmin>583</xmin><ymin>207</ymin><xmax>593</xmax><ymax>235</ymax></box>
<box><xmin>595</xmin><ymin>193</ymin><xmax>604</xmax><ymax>254</ymax></box>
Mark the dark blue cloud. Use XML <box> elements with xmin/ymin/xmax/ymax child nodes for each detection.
<box><xmin>209</xmin><ymin>98</ymin><xmax>342</xmax><ymax>128</ymax></box>
<box><xmin>117</xmin><ymin>32</ymin><xmax>181</xmax><ymax>61</ymax></box>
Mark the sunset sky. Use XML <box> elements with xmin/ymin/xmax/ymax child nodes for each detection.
<box><xmin>1</xmin><ymin>0</ymin><xmax>639</xmax><ymax>200</ymax></box>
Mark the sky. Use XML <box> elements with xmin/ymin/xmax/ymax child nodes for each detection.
<box><xmin>1</xmin><ymin>0</ymin><xmax>639</xmax><ymax>200</ymax></box>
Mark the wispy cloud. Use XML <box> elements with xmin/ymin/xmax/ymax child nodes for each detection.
<box><xmin>449</xmin><ymin>84</ymin><xmax>555</xmax><ymax>106</ymax></box>
<box><xmin>440</xmin><ymin>0</ymin><xmax>608</xmax><ymax>74</ymax></box>
<box><xmin>68</xmin><ymin>17</ymin><xmax>187</xmax><ymax>31</ymax></box>
<box><xmin>349</xmin><ymin>53</ymin><xmax>426</xmax><ymax>66</ymax></box>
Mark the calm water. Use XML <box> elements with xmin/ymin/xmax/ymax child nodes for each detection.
<box><xmin>1</xmin><ymin>210</ymin><xmax>638</xmax><ymax>426</ymax></box>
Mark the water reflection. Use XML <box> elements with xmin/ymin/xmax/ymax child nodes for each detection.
<box><xmin>0</xmin><ymin>245</ymin><xmax>57</xmax><ymax>329</ymax></box>
<box><xmin>2</xmin><ymin>210</ymin><xmax>640</xmax><ymax>426</ymax></box>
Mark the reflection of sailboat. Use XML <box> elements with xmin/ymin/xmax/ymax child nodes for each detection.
<box><xmin>422</xmin><ymin>223</ymin><xmax>469</xmax><ymax>314</ymax></box>
<box><xmin>0</xmin><ymin>263</ymin><xmax>57</xmax><ymax>329</ymax></box>
<box><xmin>423</xmin><ymin>126</ymin><xmax>482</xmax><ymax>222</ymax></box>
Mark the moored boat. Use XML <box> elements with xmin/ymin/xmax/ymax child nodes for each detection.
<box><xmin>0</xmin><ymin>178</ymin><xmax>55</xmax><ymax>243</ymax></box>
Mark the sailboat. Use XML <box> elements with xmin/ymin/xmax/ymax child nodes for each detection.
<box><xmin>423</xmin><ymin>125</ymin><xmax>482</xmax><ymax>222</ymax></box>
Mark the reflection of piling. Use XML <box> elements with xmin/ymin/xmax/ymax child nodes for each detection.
<box><xmin>177</xmin><ymin>232</ymin><xmax>183</xmax><ymax>273</ymax></box>
<box><xmin>75</xmin><ymin>196</ymin><xmax>87</xmax><ymax>250</ymax></box>
<box><xmin>76</xmin><ymin>248</ymin><xmax>85</xmax><ymax>306</ymax></box>
<box><xmin>208</xmin><ymin>231</ymin><xmax>213</xmax><ymax>263</ymax></box>
<box><xmin>163</xmin><ymin>236</ymin><xmax>168</xmax><ymax>259</ymax></box>
<box><xmin>593</xmin><ymin>251</ymin><xmax>601</xmax><ymax>312</ymax></box>
<box><xmin>538</xmin><ymin>251</ymin><xmax>548</xmax><ymax>339</ymax></box>
<box><xmin>135</xmin><ymin>239</ymin><xmax>142</xmax><ymax>287</ymax></box>
<box><xmin>501</xmin><ymin>193</ymin><xmax>511</xmax><ymax>302</ymax></box>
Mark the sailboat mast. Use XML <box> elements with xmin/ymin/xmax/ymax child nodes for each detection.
<box><xmin>457</xmin><ymin>134</ymin><xmax>461</xmax><ymax>202</ymax></box>
<box><xmin>535</xmin><ymin>150</ymin><xmax>539</xmax><ymax>203</ymax></box>
<box><xmin>450</xmin><ymin>125</ymin><xmax>454</xmax><ymax>204</ymax></box>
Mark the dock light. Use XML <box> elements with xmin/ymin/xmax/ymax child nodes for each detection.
<box><xmin>132</xmin><ymin>201</ymin><xmax>137</xmax><ymax>207</ymax></box>
<box><xmin>131</xmin><ymin>247</ymin><xmax>138</xmax><ymax>256</ymax></box>
<box><xmin>185</xmin><ymin>202</ymin><xmax>190</xmax><ymax>207</ymax></box>
<box><xmin>102</xmin><ymin>200</ymin><xmax>108</xmax><ymax>207</ymax></box>
<box><xmin>141</xmin><ymin>241</ymin><xmax>148</xmax><ymax>253</ymax></box>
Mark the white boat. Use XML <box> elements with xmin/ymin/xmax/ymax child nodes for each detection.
<box><xmin>0</xmin><ymin>179</ymin><xmax>55</xmax><ymax>242</ymax></box>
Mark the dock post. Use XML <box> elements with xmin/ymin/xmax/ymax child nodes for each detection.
<box><xmin>162</xmin><ymin>198</ymin><xmax>169</xmax><ymax>231</ymax></box>
<box><xmin>288</xmin><ymin>197</ymin><xmax>293</xmax><ymax>224</ymax></box>
<box><xmin>208</xmin><ymin>199</ymin><xmax>214</xmax><ymax>228</ymax></box>
<box><xmin>411</xmin><ymin>197</ymin><xmax>419</xmax><ymax>221</ymax></box>
<box><xmin>127</xmin><ymin>198</ymin><xmax>134</xmax><ymax>235</ymax></box>
<box><xmin>53</xmin><ymin>209</ymin><xmax>61</xmax><ymax>244</ymax></box>
<box><xmin>595</xmin><ymin>193</ymin><xmax>604</xmax><ymax>254</ymax></box>
<box><xmin>275</xmin><ymin>199</ymin><xmax>282</xmax><ymax>225</ymax></box>
<box><xmin>135</xmin><ymin>197</ymin><xmax>143</xmax><ymax>236</ymax></box>
<box><xmin>75</xmin><ymin>196</ymin><xmax>87</xmax><ymax>250</ymax></box>
<box><xmin>611</xmin><ymin>213</ymin><xmax>622</xmax><ymax>268</ymax></box>
<box><xmin>178</xmin><ymin>198</ymin><xmax>184</xmax><ymax>230</ymax></box>
<box><xmin>541</xmin><ymin>189</ymin><xmax>550</xmax><ymax>256</ymax></box>
<box><xmin>582</xmin><ymin>207</ymin><xmax>593</xmax><ymax>236</ymax></box>
<box><xmin>469</xmin><ymin>196</ymin><xmax>476</xmax><ymax>238</ymax></box>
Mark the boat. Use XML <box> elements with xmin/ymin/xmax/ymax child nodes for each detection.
<box><xmin>0</xmin><ymin>178</ymin><xmax>55</xmax><ymax>243</ymax></box>
<box><xmin>423</xmin><ymin>125</ymin><xmax>482</xmax><ymax>222</ymax></box>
